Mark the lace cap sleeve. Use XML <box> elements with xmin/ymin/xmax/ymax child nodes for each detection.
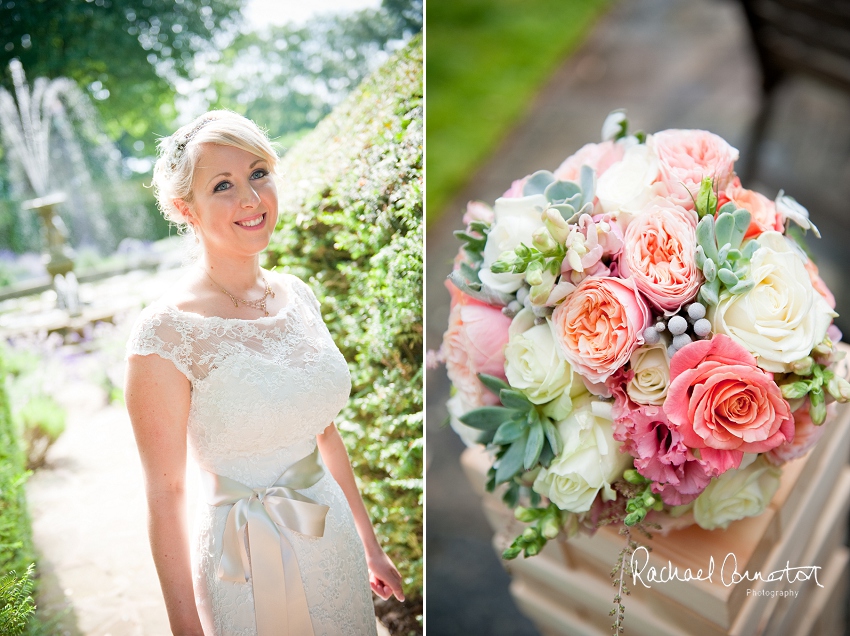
<box><xmin>125</xmin><ymin>305</ymin><xmax>195</xmax><ymax>382</ymax></box>
<box><xmin>290</xmin><ymin>275</ymin><xmax>323</xmax><ymax>314</ymax></box>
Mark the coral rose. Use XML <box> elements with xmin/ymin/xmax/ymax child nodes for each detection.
<box><xmin>552</xmin><ymin>276</ymin><xmax>651</xmax><ymax>384</ymax></box>
<box><xmin>553</xmin><ymin>140</ymin><xmax>625</xmax><ymax>182</ymax></box>
<box><xmin>648</xmin><ymin>129</ymin><xmax>739</xmax><ymax>209</ymax></box>
<box><xmin>441</xmin><ymin>281</ymin><xmax>512</xmax><ymax>407</ymax></box>
<box><xmin>722</xmin><ymin>182</ymin><xmax>782</xmax><ymax>239</ymax></box>
<box><xmin>619</xmin><ymin>197</ymin><xmax>702</xmax><ymax>313</ymax></box>
<box><xmin>664</xmin><ymin>335</ymin><xmax>794</xmax><ymax>457</ymax></box>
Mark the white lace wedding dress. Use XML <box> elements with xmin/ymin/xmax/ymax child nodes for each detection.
<box><xmin>126</xmin><ymin>273</ymin><xmax>378</xmax><ymax>636</ymax></box>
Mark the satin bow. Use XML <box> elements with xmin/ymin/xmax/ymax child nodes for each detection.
<box><xmin>201</xmin><ymin>448</ymin><xmax>329</xmax><ymax>636</ymax></box>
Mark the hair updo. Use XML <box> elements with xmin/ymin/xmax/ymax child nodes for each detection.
<box><xmin>152</xmin><ymin>110</ymin><xmax>279</xmax><ymax>230</ymax></box>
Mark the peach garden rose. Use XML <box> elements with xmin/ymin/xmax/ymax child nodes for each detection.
<box><xmin>619</xmin><ymin>197</ymin><xmax>702</xmax><ymax>313</ymax></box>
<box><xmin>722</xmin><ymin>182</ymin><xmax>782</xmax><ymax>239</ymax></box>
<box><xmin>648</xmin><ymin>129</ymin><xmax>738</xmax><ymax>209</ymax></box>
<box><xmin>551</xmin><ymin>276</ymin><xmax>651</xmax><ymax>384</ymax></box>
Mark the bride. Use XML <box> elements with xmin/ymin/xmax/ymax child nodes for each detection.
<box><xmin>124</xmin><ymin>110</ymin><xmax>403</xmax><ymax>635</ymax></box>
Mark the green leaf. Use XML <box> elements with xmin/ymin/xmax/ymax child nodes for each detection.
<box><xmin>524</xmin><ymin>421</ymin><xmax>544</xmax><ymax>469</ymax></box>
<box><xmin>717</xmin><ymin>268</ymin><xmax>739</xmax><ymax>287</ymax></box>
<box><xmin>459</xmin><ymin>407</ymin><xmax>513</xmax><ymax>430</ymax></box>
<box><xmin>499</xmin><ymin>389</ymin><xmax>532</xmax><ymax>410</ymax></box>
<box><xmin>542</xmin><ymin>418</ymin><xmax>562</xmax><ymax>456</ymax></box>
<box><xmin>493</xmin><ymin>419</ymin><xmax>528</xmax><ymax>445</ymax></box>
<box><xmin>715</xmin><ymin>212</ymin><xmax>735</xmax><ymax>249</ymax></box>
<box><xmin>495</xmin><ymin>434</ymin><xmax>528</xmax><ymax>483</ymax></box>
<box><xmin>478</xmin><ymin>373</ymin><xmax>511</xmax><ymax>396</ymax></box>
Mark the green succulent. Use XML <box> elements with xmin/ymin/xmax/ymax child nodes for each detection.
<box><xmin>695</xmin><ymin>202</ymin><xmax>757</xmax><ymax>306</ymax></box>
<box><xmin>460</xmin><ymin>374</ymin><xmax>562</xmax><ymax>487</ymax></box>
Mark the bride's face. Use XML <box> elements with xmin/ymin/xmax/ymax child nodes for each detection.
<box><xmin>183</xmin><ymin>143</ymin><xmax>278</xmax><ymax>257</ymax></box>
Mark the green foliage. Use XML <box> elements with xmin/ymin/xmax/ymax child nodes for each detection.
<box><xmin>265</xmin><ymin>38</ymin><xmax>423</xmax><ymax>601</ymax></box>
<box><xmin>0</xmin><ymin>348</ymin><xmax>37</xmax><ymax>633</ymax></box>
<box><xmin>426</xmin><ymin>0</ymin><xmax>610</xmax><ymax>222</ymax></box>
<box><xmin>0</xmin><ymin>565</ymin><xmax>35</xmax><ymax>636</ymax></box>
<box><xmin>17</xmin><ymin>395</ymin><xmax>66</xmax><ymax>471</ymax></box>
<box><xmin>695</xmin><ymin>202</ymin><xmax>756</xmax><ymax>306</ymax></box>
<box><xmin>0</xmin><ymin>0</ymin><xmax>243</xmax><ymax>153</ymax></box>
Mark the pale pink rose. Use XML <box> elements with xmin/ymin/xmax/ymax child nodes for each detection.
<box><xmin>648</xmin><ymin>129</ymin><xmax>739</xmax><ymax>209</ymax></box>
<box><xmin>463</xmin><ymin>201</ymin><xmax>495</xmax><ymax>225</ymax></box>
<box><xmin>611</xmin><ymin>375</ymin><xmax>738</xmax><ymax>505</ymax></box>
<box><xmin>553</xmin><ymin>140</ymin><xmax>625</xmax><ymax>182</ymax></box>
<box><xmin>664</xmin><ymin>334</ymin><xmax>794</xmax><ymax>456</ymax></box>
<box><xmin>722</xmin><ymin>182</ymin><xmax>782</xmax><ymax>239</ymax></box>
<box><xmin>441</xmin><ymin>281</ymin><xmax>512</xmax><ymax>406</ymax></box>
<box><xmin>551</xmin><ymin>276</ymin><xmax>651</xmax><ymax>384</ymax></box>
<box><xmin>619</xmin><ymin>197</ymin><xmax>702</xmax><ymax>312</ymax></box>
<box><xmin>766</xmin><ymin>402</ymin><xmax>833</xmax><ymax>465</ymax></box>
<box><xmin>803</xmin><ymin>258</ymin><xmax>836</xmax><ymax>310</ymax></box>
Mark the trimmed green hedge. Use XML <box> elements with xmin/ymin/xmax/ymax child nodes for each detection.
<box><xmin>0</xmin><ymin>349</ymin><xmax>37</xmax><ymax>634</ymax></box>
<box><xmin>265</xmin><ymin>36</ymin><xmax>423</xmax><ymax>602</ymax></box>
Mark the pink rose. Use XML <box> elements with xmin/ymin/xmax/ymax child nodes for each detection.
<box><xmin>441</xmin><ymin>281</ymin><xmax>512</xmax><ymax>407</ymax></box>
<box><xmin>611</xmin><ymin>377</ymin><xmax>739</xmax><ymax>505</ymax></box>
<box><xmin>554</xmin><ymin>140</ymin><xmax>625</xmax><ymax>182</ymax></box>
<box><xmin>664</xmin><ymin>335</ymin><xmax>794</xmax><ymax>457</ymax></box>
<box><xmin>648</xmin><ymin>129</ymin><xmax>739</xmax><ymax>209</ymax></box>
<box><xmin>551</xmin><ymin>276</ymin><xmax>651</xmax><ymax>383</ymax></box>
<box><xmin>766</xmin><ymin>402</ymin><xmax>832</xmax><ymax>465</ymax></box>
<box><xmin>721</xmin><ymin>182</ymin><xmax>782</xmax><ymax>239</ymax></box>
<box><xmin>619</xmin><ymin>197</ymin><xmax>702</xmax><ymax>312</ymax></box>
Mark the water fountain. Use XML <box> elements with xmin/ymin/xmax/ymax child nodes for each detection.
<box><xmin>0</xmin><ymin>59</ymin><xmax>146</xmax><ymax>318</ymax></box>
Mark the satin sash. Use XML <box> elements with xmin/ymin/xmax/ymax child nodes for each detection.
<box><xmin>201</xmin><ymin>448</ymin><xmax>329</xmax><ymax>636</ymax></box>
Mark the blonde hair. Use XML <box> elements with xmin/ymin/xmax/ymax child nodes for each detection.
<box><xmin>152</xmin><ymin>110</ymin><xmax>278</xmax><ymax>230</ymax></box>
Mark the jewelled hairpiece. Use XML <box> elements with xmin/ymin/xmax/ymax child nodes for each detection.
<box><xmin>168</xmin><ymin>116</ymin><xmax>216</xmax><ymax>170</ymax></box>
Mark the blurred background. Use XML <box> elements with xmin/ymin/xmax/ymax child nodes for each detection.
<box><xmin>425</xmin><ymin>0</ymin><xmax>850</xmax><ymax>633</ymax></box>
<box><xmin>0</xmin><ymin>1</ymin><xmax>422</xmax><ymax>634</ymax></box>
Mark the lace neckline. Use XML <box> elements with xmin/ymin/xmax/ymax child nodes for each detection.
<box><xmin>161</xmin><ymin>274</ymin><xmax>298</xmax><ymax>324</ymax></box>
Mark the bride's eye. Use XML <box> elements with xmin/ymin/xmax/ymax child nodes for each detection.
<box><xmin>250</xmin><ymin>169</ymin><xmax>268</xmax><ymax>180</ymax></box>
<box><xmin>214</xmin><ymin>180</ymin><xmax>231</xmax><ymax>192</ymax></box>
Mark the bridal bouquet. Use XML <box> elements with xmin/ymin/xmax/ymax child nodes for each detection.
<box><xmin>439</xmin><ymin>111</ymin><xmax>850</xmax><ymax>566</ymax></box>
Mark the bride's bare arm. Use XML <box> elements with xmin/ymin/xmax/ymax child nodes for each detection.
<box><xmin>316</xmin><ymin>423</ymin><xmax>405</xmax><ymax>602</ymax></box>
<box><xmin>125</xmin><ymin>353</ymin><xmax>205</xmax><ymax>636</ymax></box>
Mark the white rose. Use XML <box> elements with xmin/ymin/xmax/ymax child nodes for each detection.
<box><xmin>478</xmin><ymin>194</ymin><xmax>548</xmax><ymax>293</ymax></box>
<box><xmin>710</xmin><ymin>232</ymin><xmax>836</xmax><ymax>372</ymax></box>
<box><xmin>596</xmin><ymin>144</ymin><xmax>660</xmax><ymax>218</ymax></box>
<box><xmin>693</xmin><ymin>454</ymin><xmax>781</xmax><ymax>530</ymax></box>
<box><xmin>504</xmin><ymin>309</ymin><xmax>574</xmax><ymax>409</ymax></box>
<box><xmin>532</xmin><ymin>395</ymin><xmax>631</xmax><ymax>513</ymax></box>
<box><xmin>446</xmin><ymin>393</ymin><xmax>485</xmax><ymax>448</ymax></box>
<box><xmin>626</xmin><ymin>343</ymin><xmax>670</xmax><ymax>405</ymax></box>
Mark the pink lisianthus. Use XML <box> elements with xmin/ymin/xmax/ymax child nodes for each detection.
<box><xmin>721</xmin><ymin>181</ymin><xmax>783</xmax><ymax>239</ymax></box>
<box><xmin>648</xmin><ymin>129</ymin><xmax>739</xmax><ymax>210</ymax></box>
<box><xmin>766</xmin><ymin>402</ymin><xmax>833</xmax><ymax>465</ymax></box>
<box><xmin>664</xmin><ymin>335</ymin><xmax>794</xmax><ymax>457</ymax></box>
<box><xmin>441</xmin><ymin>281</ymin><xmax>512</xmax><ymax>407</ymax></box>
<box><xmin>611</xmin><ymin>378</ymin><xmax>737</xmax><ymax>505</ymax></box>
<box><xmin>619</xmin><ymin>198</ymin><xmax>702</xmax><ymax>313</ymax></box>
<box><xmin>551</xmin><ymin>276</ymin><xmax>651</xmax><ymax>384</ymax></box>
<box><xmin>553</xmin><ymin>140</ymin><xmax>625</xmax><ymax>182</ymax></box>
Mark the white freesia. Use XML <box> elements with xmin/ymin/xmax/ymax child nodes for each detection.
<box><xmin>478</xmin><ymin>194</ymin><xmax>548</xmax><ymax>293</ymax></box>
<box><xmin>775</xmin><ymin>190</ymin><xmax>820</xmax><ymax>238</ymax></box>
<box><xmin>504</xmin><ymin>309</ymin><xmax>574</xmax><ymax>411</ymax></box>
<box><xmin>626</xmin><ymin>343</ymin><xmax>670</xmax><ymax>406</ymax></box>
<box><xmin>693</xmin><ymin>454</ymin><xmax>781</xmax><ymax>530</ymax></box>
<box><xmin>710</xmin><ymin>231</ymin><xmax>836</xmax><ymax>372</ymax></box>
<box><xmin>532</xmin><ymin>394</ymin><xmax>631</xmax><ymax>513</ymax></box>
<box><xmin>446</xmin><ymin>393</ymin><xmax>485</xmax><ymax>448</ymax></box>
<box><xmin>596</xmin><ymin>143</ymin><xmax>660</xmax><ymax>218</ymax></box>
